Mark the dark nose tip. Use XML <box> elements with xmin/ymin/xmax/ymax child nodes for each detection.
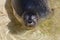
<box><xmin>28</xmin><ymin>20</ymin><xmax>32</xmax><ymax>23</ymax></box>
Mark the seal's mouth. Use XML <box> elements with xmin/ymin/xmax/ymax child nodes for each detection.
<box><xmin>25</xmin><ymin>21</ymin><xmax>36</xmax><ymax>27</ymax></box>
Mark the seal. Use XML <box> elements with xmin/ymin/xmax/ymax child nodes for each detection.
<box><xmin>11</xmin><ymin>0</ymin><xmax>50</xmax><ymax>27</ymax></box>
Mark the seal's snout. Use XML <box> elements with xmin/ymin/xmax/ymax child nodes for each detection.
<box><xmin>27</xmin><ymin>16</ymin><xmax>33</xmax><ymax>24</ymax></box>
<box><xmin>23</xmin><ymin>12</ymin><xmax>38</xmax><ymax>27</ymax></box>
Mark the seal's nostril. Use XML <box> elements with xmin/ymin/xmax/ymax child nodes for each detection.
<box><xmin>28</xmin><ymin>20</ymin><xmax>32</xmax><ymax>23</ymax></box>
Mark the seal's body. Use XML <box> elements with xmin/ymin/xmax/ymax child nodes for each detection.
<box><xmin>11</xmin><ymin>0</ymin><xmax>50</xmax><ymax>27</ymax></box>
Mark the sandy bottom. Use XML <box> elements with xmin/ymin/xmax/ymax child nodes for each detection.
<box><xmin>0</xmin><ymin>0</ymin><xmax>60</xmax><ymax>40</ymax></box>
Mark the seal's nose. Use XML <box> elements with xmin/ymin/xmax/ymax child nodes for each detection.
<box><xmin>28</xmin><ymin>20</ymin><xmax>32</xmax><ymax>23</ymax></box>
<box><xmin>27</xmin><ymin>15</ymin><xmax>33</xmax><ymax>24</ymax></box>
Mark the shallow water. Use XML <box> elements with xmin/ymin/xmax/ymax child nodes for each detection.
<box><xmin>0</xmin><ymin>0</ymin><xmax>60</xmax><ymax>40</ymax></box>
